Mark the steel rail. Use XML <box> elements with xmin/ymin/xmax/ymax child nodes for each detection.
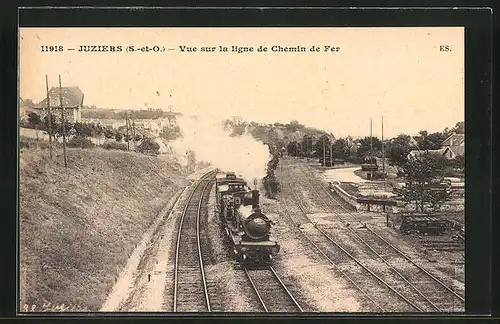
<box><xmin>296</xmin><ymin>167</ymin><xmax>440</xmax><ymax>311</ymax></box>
<box><xmin>197</xmin><ymin>178</ymin><xmax>213</xmax><ymax>312</ymax></box>
<box><xmin>173</xmin><ymin>170</ymin><xmax>215</xmax><ymax>312</ymax></box>
<box><xmin>243</xmin><ymin>267</ymin><xmax>269</xmax><ymax>312</ymax></box>
<box><xmin>278</xmin><ymin>161</ymin><xmax>385</xmax><ymax>312</ymax></box>
<box><xmin>300</xmin><ymin>165</ymin><xmax>465</xmax><ymax>304</ymax></box>
<box><xmin>288</xmin><ymin>176</ymin><xmax>422</xmax><ymax>312</ymax></box>
<box><xmin>269</xmin><ymin>266</ymin><xmax>304</xmax><ymax>312</ymax></box>
<box><xmin>244</xmin><ymin>266</ymin><xmax>303</xmax><ymax>313</ymax></box>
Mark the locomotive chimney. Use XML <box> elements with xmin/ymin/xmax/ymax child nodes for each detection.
<box><xmin>251</xmin><ymin>190</ymin><xmax>260</xmax><ymax>208</ymax></box>
<box><xmin>243</xmin><ymin>189</ymin><xmax>261</xmax><ymax>208</ymax></box>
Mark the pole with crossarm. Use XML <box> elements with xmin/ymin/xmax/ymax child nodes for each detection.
<box><xmin>45</xmin><ymin>74</ymin><xmax>53</xmax><ymax>159</ymax></box>
<box><xmin>58</xmin><ymin>75</ymin><xmax>67</xmax><ymax>168</ymax></box>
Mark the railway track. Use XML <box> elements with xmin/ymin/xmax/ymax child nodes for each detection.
<box><xmin>244</xmin><ymin>266</ymin><xmax>303</xmax><ymax>312</ymax></box>
<box><xmin>278</xmin><ymin>161</ymin><xmax>385</xmax><ymax>312</ymax></box>
<box><xmin>173</xmin><ymin>171</ymin><xmax>215</xmax><ymax>312</ymax></box>
<box><xmin>295</xmin><ymin>163</ymin><xmax>465</xmax><ymax>312</ymax></box>
<box><xmin>283</xmin><ymin>167</ymin><xmax>421</xmax><ymax>311</ymax></box>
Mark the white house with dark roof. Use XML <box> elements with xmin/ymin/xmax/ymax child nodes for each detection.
<box><xmin>441</xmin><ymin>133</ymin><xmax>465</xmax><ymax>157</ymax></box>
<box><xmin>31</xmin><ymin>86</ymin><xmax>84</xmax><ymax>122</ymax></box>
<box><xmin>408</xmin><ymin>147</ymin><xmax>455</xmax><ymax>160</ymax></box>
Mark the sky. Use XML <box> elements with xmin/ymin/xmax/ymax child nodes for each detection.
<box><xmin>19</xmin><ymin>27</ymin><xmax>464</xmax><ymax>138</ymax></box>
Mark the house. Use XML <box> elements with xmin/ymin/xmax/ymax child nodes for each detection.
<box><xmin>31</xmin><ymin>86</ymin><xmax>84</xmax><ymax>122</ymax></box>
<box><xmin>408</xmin><ymin>147</ymin><xmax>455</xmax><ymax>160</ymax></box>
<box><xmin>19</xmin><ymin>98</ymin><xmax>27</xmax><ymax>120</ymax></box>
<box><xmin>441</xmin><ymin>133</ymin><xmax>464</xmax><ymax>157</ymax></box>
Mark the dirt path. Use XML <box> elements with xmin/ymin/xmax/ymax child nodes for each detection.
<box><xmin>99</xmin><ymin>186</ymin><xmax>189</xmax><ymax>312</ymax></box>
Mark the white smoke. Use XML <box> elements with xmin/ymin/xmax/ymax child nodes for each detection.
<box><xmin>168</xmin><ymin>115</ymin><xmax>272</xmax><ymax>184</ymax></box>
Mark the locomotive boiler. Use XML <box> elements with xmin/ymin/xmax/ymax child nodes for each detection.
<box><xmin>215</xmin><ymin>172</ymin><xmax>280</xmax><ymax>265</ymax></box>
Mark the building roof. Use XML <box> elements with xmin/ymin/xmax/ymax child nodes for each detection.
<box><xmin>442</xmin><ymin>133</ymin><xmax>464</xmax><ymax>146</ymax></box>
<box><xmin>408</xmin><ymin>147</ymin><xmax>453</xmax><ymax>158</ymax></box>
<box><xmin>34</xmin><ymin>86</ymin><xmax>84</xmax><ymax>109</ymax></box>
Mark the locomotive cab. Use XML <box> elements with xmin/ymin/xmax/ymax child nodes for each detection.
<box><xmin>215</xmin><ymin>171</ymin><xmax>280</xmax><ymax>266</ymax></box>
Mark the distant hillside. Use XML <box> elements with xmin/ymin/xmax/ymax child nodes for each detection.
<box><xmin>81</xmin><ymin>108</ymin><xmax>182</xmax><ymax>120</ymax></box>
<box><xmin>19</xmin><ymin>143</ymin><xmax>189</xmax><ymax>311</ymax></box>
<box><xmin>224</xmin><ymin>118</ymin><xmax>326</xmax><ymax>149</ymax></box>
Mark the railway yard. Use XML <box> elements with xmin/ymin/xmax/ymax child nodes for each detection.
<box><xmin>100</xmin><ymin>157</ymin><xmax>465</xmax><ymax>313</ymax></box>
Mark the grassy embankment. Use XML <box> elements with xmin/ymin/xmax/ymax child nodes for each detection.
<box><xmin>19</xmin><ymin>137</ymin><xmax>189</xmax><ymax>311</ymax></box>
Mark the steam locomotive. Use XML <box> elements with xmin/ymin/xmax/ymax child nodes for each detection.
<box><xmin>215</xmin><ymin>172</ymin><xmax>280</xmax><ymax>265</ymax></box>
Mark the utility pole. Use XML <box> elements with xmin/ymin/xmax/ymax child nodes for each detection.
<box><xmin>382</xmin><ymin>115</ymin><xmax>385</xmax><ymax>181</ymax></box>
<box><xmin>307</xmin><ymin>136</ymin><xmax>312</xmax><ymax>161</ymax></box>
<box><xmin>125</xmin><ymin>111</ymin><xmax>130</xmax><ymax>151</ymax></box>
<box><xmin>131</xmin><ymin>117</ymin><xmax>136</xmax><ymax>151</ymax></box>
<box><xmin>58</xmin><ymin>75</ymin><xmax>67</xmax><ymax>168</ymax></box>
<box><xmin>323</xmin><ymin>135</ymin><xmax>326</xmax><ymax>167</ymax></box>
<box><xmin>45</xmin><ymin>74</ymin><xmax>53</xmax><ymax>159</ymax></box>
<box><xmin>330</xmin><ymin>136</ymin><xmax>333</xmax><ymax>167</ymax></box>
<box><xmin>370</xmin><ymin>118</ymin><xmax>373</xmax><ymax>180</ymax></box>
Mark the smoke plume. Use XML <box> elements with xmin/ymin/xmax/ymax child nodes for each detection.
<box><xmin>168</xmin><ymin>115</ymin><xmax>272</xmax><ymax>184</ymax></box>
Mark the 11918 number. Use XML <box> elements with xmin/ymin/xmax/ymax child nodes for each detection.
<box><xmin>41</xmin><ymin>45</ymin><xmax>64</xmax><ymax>52</ymax></box>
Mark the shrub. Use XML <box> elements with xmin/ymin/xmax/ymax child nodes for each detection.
<box><xmin>100</xmin><ymin>142</ymin><xmax>128</xmax><ymax>151</ymax></box>
<box><xmin>346</xmin><ymin>156</ymin><xmax>364</xmax><ymax>164</ymax></box>
<box><xmin>67</xmin><ymin>136</ymin><xmax>95</xmax><ymax>149</ymax></box>
<box><xmin>137</xmin><ymin>137</ymin><xmax>160</xmax><ymax>155</ymax></box>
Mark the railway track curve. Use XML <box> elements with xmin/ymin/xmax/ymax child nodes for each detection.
<box><xmin>172</xmin><ymin>171</ymin><xmax>216</xmax><ymax>312</ymax></box>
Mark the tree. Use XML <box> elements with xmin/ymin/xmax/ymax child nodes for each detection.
<box><xmin>43</xmin><ymin>114</ymin><xmax>59</xmax><ymax>134</ymax></box>
<box><xmin>27</xmin><ymin>112</ymin><xmax>42</xmax><ymax>130</ymax></box>
<box><xmin>231</xmin><ymin>125</ymin><xmax>246</xmax><ymax>136</ymax></box>
<box><xmin>452</xmin><ymin>121</ymin><xmax>464</xmax><ymax>134</ymax></box>
<box><xmin>331</xmin><ymin>138</ymin><xmax>350</xmax><ymax>160</ymax></box>
<box><xmin>266</xmin><ymin>128</ymin><xmax>280</xmax><ymax>144</ymax></box>
<box><xmin>285</xmin><ymin>120</ymin><xmax>304</xmax><ymax>133</ymax></box>
<box><xmin>94</xmin><ymin>124</ymin><xmax>104</xmax><ymax>142</ymax></box>
<box><xmin>53</xmin><ymin>121</ymin><xmax>73</xmax><ymax>140</ymax></box>
<box><xmin>115</xmin><ymin>133</ymin><xmax>123</xmax><ymax>142</ymax></box>
<box><xmin>286</xmin><ymin>141</ymin><xmax>299</xmax><ymax>156</ymax></box>
<box><xmin>104</xmin><ymin>128</ymin><xmax>115</xmax><ymax>139</ymax></box>
<box><xmin>23</xmin><ymin>99</ymin><xmax>35</xmax><ymax>108</ymax></box>
<box><xmin>313</xmin><ymin>134</ymin><xmax>332</xmax><ymax>159</ymax></box>
<box><xmin>387</xmin><ymin>134</ymin><xmax>413</xmax><ymax>168</ymax></box>
<box><xmin>300</xmin><ymin>134</ymin><xmax>314</xmax><ymax>157</ymax></box>
<box><xmin>412</xmin><ymin>131</ymin><xmax>447</xmax><ymax>150</ymax></box>
<box><xmin>73</xmin><ymin>122</ymin><xmax>94</xmax><ymax>138</ymax></box>
<box><xmin>263</xmin><ymin>151</ymin><xmax>281</xmax><ymax>198</ymax></box>
<box><xmin>393</xmin><ymin>151</ymin><xmax>451</xmax><ymax>212</ymax></box>
<box><xmin>137</xmin><ymin>136</ymin><xmax>160</xmax><ymax>154</ymax></box>
<box><xmin>357</xmin><ymin>136</ymin><xmax>382</xmax><ymax>158</ymax></box>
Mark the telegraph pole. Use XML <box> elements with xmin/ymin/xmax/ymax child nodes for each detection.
<box><xmin>131</xmin><ymin>117</ymin><xmax>136</xmax><ymax>151</ymax></box>
<box><xmin>330</xmin><ymin>135</ymin><xmax>333</xmax><ymax>167</ymax></box>
<box><xmin>323</xmin><ymin>135</ymin><xmax>326</xmax><ymax>167</ymax></box>
<box><xmin>370</xmin><ymin>118</ymin><xmax>373</xmax><ymax>179</ymax></box>
<box><xmin>45</xmin><ymin>74</ymin><xmax>53</xmax><ymax>159</ymax></box>
<box><xmin>125</xmin><ymin>112</ymin><xmax>130</xmax><ymax>151</ymax></box>
<box><xmin>382</xmin><ymin>115</ymin><xmax>385</xmax><ymax>181</ymax></box>
<box><xmin>58</xmin><ymin>75</ymin><xmax>67</xmax><ymax>168</ymax></box>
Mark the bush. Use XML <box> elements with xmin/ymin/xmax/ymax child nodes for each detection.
<box><xmin>137</xmin><ymin>137</ymin><xmax>160</xmax><ymax>155</ymax></box>
<box><xmin>346</xmin><ymin>156</ymin><xmax>364</xmax><ymax>164</ymax></box>
<box><xmin>19</xmin><ymin>136</ymin><xmax>54</xmax><ymax>150</ymax></box>
<box><xmin>100</xmin><ymin>142</ymin><xmax>128</xmax><ymax>151</ymax></box>
<box><xmin>263</xmin><ymin>174</ymin><xmax>281</xmax><ymax>199</ymax></box>
<box><xmin>67</xmin><ymin>136</ymin><xmax>95</xmax><ymax>149</ymax></box>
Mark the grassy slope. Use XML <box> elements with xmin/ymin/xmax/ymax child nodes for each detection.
<box><xmin>19</xmin><ymin>146</ymin><xmax>188</xmax><ymax>311</ymax></box>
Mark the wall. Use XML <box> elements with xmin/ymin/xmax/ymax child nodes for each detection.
<box><xmin>329</xmin><ymin>181</ymin><xmax>396</xmax><ymax>213</ymax></box>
